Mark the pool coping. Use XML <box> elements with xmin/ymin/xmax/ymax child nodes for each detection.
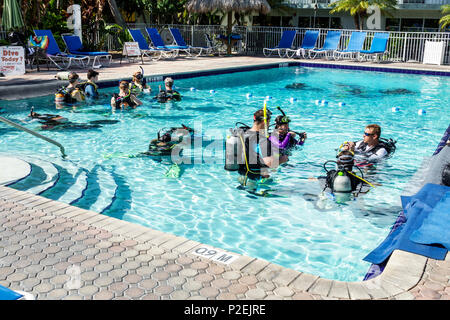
<box><xmin>1</xmin><ymin>184</ymin><xmax>446</xmax><ymax>300</ymax></box>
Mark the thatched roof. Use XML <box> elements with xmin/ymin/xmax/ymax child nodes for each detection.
<box><xmin>186</xmin><ymin>0</ymin><xmax>271</xmax><ymax>14</ymax></box>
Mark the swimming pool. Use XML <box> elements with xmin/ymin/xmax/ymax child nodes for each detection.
<box><xmin>1</xmin><ymin>66</ymin><xmax>449</xmax><ymax>282</ymax></box>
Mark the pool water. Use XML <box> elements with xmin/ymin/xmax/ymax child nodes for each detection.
<box><xmin>1</xmin><ymin>66</ymin><xmax>449</xmax><ymax>281</ymax></box>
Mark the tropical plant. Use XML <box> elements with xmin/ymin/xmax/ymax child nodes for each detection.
<box><xmin>329</xmin><ymin>0</ymin><xmax>397</xmax><ymax>30</ymax></box>
<box><xmin>440</xmin><ymin>5</ymin><xmax>450</xmax><ymax>30</ymax></box>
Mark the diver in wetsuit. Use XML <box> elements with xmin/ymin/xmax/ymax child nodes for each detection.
<box><xmin>268</xmin><ymin>108</ymin><xmax>307</xmax><ymax>156</ymax></box>
<box><xmin>319</xmin><ymin>150</ymin><xmax>373</xmax><ymax>203</ymax></box>
<box><xmin>342</xmin><ymin>124</ymin><xmax>396</xmax><ymax>164</ymax></box>
<box><xmin>236</xmin><ymin>108</ymin><xmax>289</xmax><ymax>192</ymax></box>
<box><xmin>155</xmin><ymin>77</ymin><xmax>181</xmax><ymax>103</ymax></box>
<box><xmin>111</xmin><ymin>81</ymin><xmax>143</xmax><ymax>110</ymax></box>
<box><xmin>28</xmin><ymin>107</ymin><xmax>116</xmax><ymax>131</ymax></box>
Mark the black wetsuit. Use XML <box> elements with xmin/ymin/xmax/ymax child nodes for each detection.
<box><xmin>113</xmin><ymin>93</ymin><xmax>137</xmax><ymax>108</ymax></box>
<box><xmin>238</xmin><ymin>130</ymin><xmax>272</xmax><ymax>180</ymax></box>
<box><xmin>156</xmin><ymin>89</ymin><xmax>181</xmax><ymax>103</ymax></box>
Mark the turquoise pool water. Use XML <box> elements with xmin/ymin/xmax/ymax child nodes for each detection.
<box><xmin>1</xmin><ymin>66</ymin><xmax>449</xmax><ymax>281</ymax></box>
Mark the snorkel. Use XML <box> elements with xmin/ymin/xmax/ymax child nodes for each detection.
<box><xmin>139</xmin><ymin>66</ymin><xmax>147</xmax><ymax>87</ymax></box>
<box><xmin>263</xmin><ymin>101</ymin><xmax>269</xmax><ymax>138</ymax></box>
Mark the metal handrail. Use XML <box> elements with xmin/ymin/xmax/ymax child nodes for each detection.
<box><xmin>0</xmin><ymin>116</ymin><xmax>67</xmax><ymax>158</ymax></box>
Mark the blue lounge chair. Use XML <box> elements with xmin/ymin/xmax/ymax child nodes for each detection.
<box><xmin>286</xmin><ymin>30</ymin><xmax>319</xmax><ymax>58</ymax></box>
<box><xmin>333</xmin><ymin>31</ymin><xmax>367</xmax><ymax>60</ymax></box>
<box><xmin>146</xmin><ymin>27</ymin><xmax>188</xmax><ymax>58</ymax></box>
<box><xmin>309</xmin><ymin>30</ymin><xmax>342</xmax><ymax>59</ymax></box>
<box><xmin>263</xmin><ymin>30</ymin><xmax>297</xmax><ymax>58</ymax></box>
<box><xmin>34</xmin><ymin>30</ymin><xmax>89</xmax><ymax>69</ymax></box>
<box><xmin>128</xmin><ymin>29</ymin><xmax>170</xmax><ymax>61</ymax></box>
<box><xmin>169</xmin><ymin>28</ymin><xmax>211</xmax><ymax>57</ymax></box>
<box><xmin>62</xmin><ymin>34</ymin><xmax>112</xmax><ymax>67</ymax></box>
<box><xmin>359</xmin><ymin>33</ymin><xmax>390</xmax><ymax>62</ymax></box>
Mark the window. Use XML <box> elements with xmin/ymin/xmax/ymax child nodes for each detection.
<box><xmin>385</xmin><ymin>18</ymin><xmax>400</xmax><ymax>31</ymax></box>
<box><xmin>401</xmin><ymin>18</ymin><xmax>423</xmax><ymax>32</ymax></box>
<box><xmin>330</xmin><ymin>17</ymin><xmax>342</xmax><ymax>29</ymax></box>
<box><xmin>424</xmin><ymin>19</ymin><xmax>440</xmax><ymax>32</ymax></box>
<box><xmin>282</xmin><ymin>16</ymin><xmax>294</xmax><ymax>27</ymax></box>
<box><xmin>298</xmin><ymin>17</ymin><xmax>311</xmax><ymax>28</ymax></box>
<box><xmin>316</xmin><ymin>17</ymin><xmax>330</xmax><ymax>28</ymax></box>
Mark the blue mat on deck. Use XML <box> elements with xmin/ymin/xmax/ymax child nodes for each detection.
<box><xmin>410</xmin><ymin>190</ymin><xmax>450</xmax><ymax>250</ymax></box>
<box><xmin>0</xmin><ymin>285</ymin><xmax>22</xmax><ymax>300</ymax></box>
<box><xmin>363</xmin><ymin>183</ymin><xmax>449</xmax><ymax>264</ymax></box>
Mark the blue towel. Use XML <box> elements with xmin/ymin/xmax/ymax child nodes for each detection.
<box><xmin>363</xmin><ymin>183</ymin><xmax>448</xmax><ymax>264</ymax></box>
<box><xmin>0</xmin><ymin>285</ymin><xmax>22</xmax><ymax>300</ymax></box>
<box><xmin>410</xmin><ymin>191</ymin><xmax>450</xmax><ymax>250</ymax></box>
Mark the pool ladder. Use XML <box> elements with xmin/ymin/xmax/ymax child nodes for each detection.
<box><xmin>0</xmin><ymin>116</ymin><xmax>67</xmax><ymax>158</ymax></box>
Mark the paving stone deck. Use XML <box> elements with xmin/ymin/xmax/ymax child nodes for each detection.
<box><xmin>0</xmin><ymin>186</ymin><xmax>449</xmax><ymax>300</ymax></box>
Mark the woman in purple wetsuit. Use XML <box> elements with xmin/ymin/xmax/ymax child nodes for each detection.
<box><xmin>269</xmin><ymin>114</ymin><xmax>307</xmax><ymax>155</ymax></box>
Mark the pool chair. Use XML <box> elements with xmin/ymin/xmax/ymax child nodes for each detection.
<box><xmin>263</xmin><ymin>30</ymin><xmax>297</xmax><ymax>58</ymax></box>
<box><xmin>34</xmin><ymin>30</ymin><xmax>89</xmax><ymax>70</ymax></box>
<box><xmin>62</xmin><ymin>34</ymin><xmax>112</xmax><ymax>68</ymax></box>
<box><xmin>146</xmin><ymin>27</ymin><xmax>189</xmax><ymax>58</ymax></box>
<box><xmin>333</xmin><ymin>31</ymin><xmax>367</xmax><ymax>61</ymax></box>
<box><xmin>358</xmin><ymin>33</ymin><xmax>390</xmax><ymax>63</ymax></box>
<box><xmin>169</xmin><ymin>28</ymin><xmax>210</xmax><ymax>57</ymax></box>
<box><xmin>128</xmin><ymin>29</ymin><xmax>170</xmax><ymax>61</ymax></box>
<box><xmin>285</xmin><ymin>30</ymin><xmax>319</xmax><ymax>59</ymax></box>
<box><xmin>204</xmin><ymin>33</ymin><xmax>226</xmax><ymax>56</ymax></box>
<box><xmin>309</xmin><ymin>30</ymin><xmax>342</xmax><ymax>60</ymax></box>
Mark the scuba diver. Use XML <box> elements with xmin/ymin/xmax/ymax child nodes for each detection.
<box><xmin>268</xmin><ymin>106</ymin><xmax>307</xmax><ymax>156</ymax></box>
<box><xmin>143</xmin><ymin>125</ymin><xmax>195</xmax><ymax>157</ymax></box>
<box><xmin>55</xmin><ymin>72</ymin><xmax>86</xmax><ymax>105</ymax></box>
<box><xmin>138</xmin><ymin>124</ymin><xmax>196</xmax><ymax>178</ymax></box>
<box><xmin>341</xmin><ymin>124</ymin><xmax>396</xmax><ymax>166</ymax></box>
<box><xmin>225</xmin><ymin>104</ymin><xmax>289</xmax><ymax>196</ymax></box>
<box><xmin>318</xmin><ymin>150</ymin><xmax>375</xmax><ymax>203</ymax></box>
<box><xmin>79</xmin><ymin>69</ymin><xmax>100</xmax><ymax>100</ymax></box>
<box><xmin>28</xmin><ymin>107</ymin><xmax>115</xmax><ymax>131</ymax></box>
<box><xmin>130</xmin><ymin>67</ymin><xmax>151</xmax><ymax>95</ymax></box>
<box><xmin>111</xmin><ymin>81</ymin><xmax>143</xmax><ymax>110</ymax></box>
<box><xmin>29</xmin><ymin>106</ymin><xmax>68</xmax><ymax>125</ymax></box>
<box><xmin>155</xmin><ymin>77</ymin><xmax>181</xmax><ymax>103</ymax></box>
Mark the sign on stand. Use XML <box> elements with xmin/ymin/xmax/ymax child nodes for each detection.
<box><xmin>0</xmin><ymin>46</ymin><xmax>25</xmax><ymax>76</ymax></box>
<box><xmin>122</xmin><ymin>42</ymin><xmax>141</xmax><ymax>63</ymax></box>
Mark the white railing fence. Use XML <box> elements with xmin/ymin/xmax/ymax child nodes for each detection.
<box><xmin>104</xmin><ymin>24</ymin><xmax>450</xmax><ymax>64</ymax></box>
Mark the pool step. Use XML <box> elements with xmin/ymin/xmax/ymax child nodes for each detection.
<box><xmin>6</xmin><ymin>156</ymin><xmax>59</xmax><ymax>195</ymax></box>
<box><xmin>72</xmin><ymin>165</ymin><xmax>117</xmax><ymax>214</ymax></box>
<box><xmin>4</xmin><ymin>154</ymin><xmax>121</xmax><ymax>215</ymax></box>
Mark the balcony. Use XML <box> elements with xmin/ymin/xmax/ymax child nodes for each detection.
<box><xmin>282</xmin><ymin>0</ymin><xmax>450</xmax><ymax>9</ymax></box>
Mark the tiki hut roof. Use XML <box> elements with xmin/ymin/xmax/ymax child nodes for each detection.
<box><xmin>186</xmin><ymin>0</ymin><xmax>271</xmax><ymax>14</ymax></box>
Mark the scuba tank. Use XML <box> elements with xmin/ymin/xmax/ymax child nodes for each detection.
<box><xmin>225</xmin><ymin>122</ymin><xmax>249</xmax><ymax>171</ymax></box>
<box><xmin>55</xmin><ymin>72</ymin><xmax>71</xmax><ymax>80</ymax></box>
<box><xmin>323</xmin><ymin>151</ymin><xmax>361</xmax><ymax>203</ymax></box>
<box><xmin>332</xmin><ymin>171</ymin><xmax>352</xmax><ymax>193</ymax></box>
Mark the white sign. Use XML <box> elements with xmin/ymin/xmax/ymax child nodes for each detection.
<box><xmin>423</xmin><ymin>41</ymin><xmax>445</xmax><ymax>65</ymax></box>
<box><xmin>190</xmin><ymin>245</ymin><xmax>239</xmax><ymax>265</ymax></box>
<box><xmin>0</xmin><ymin>46</ymin><xmax>25</xmax><ymax>76</ymax></box>
<box><xmin>122</xmin><ymin>42</ymin><xmax>141</xmax><ymax>57</ymax></box>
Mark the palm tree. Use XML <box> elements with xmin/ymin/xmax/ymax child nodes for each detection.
<box><xmin>440</xmin><ymin>4</ymin><xmax>450</xmax><ymax>30</ymax></box>
<box><xmin>329</xmin><ymin>0</ymin><xmax>396</xmax><ymax>30</ymax></box>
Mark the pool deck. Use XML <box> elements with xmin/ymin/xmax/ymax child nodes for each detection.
<box><xmin>1</xmin><ymin>55</ymin><xmax>450</xmax><ymax>100</ymax></box>
<box><xmin>1</xmin><ymin>56</ymin><xmax>449</xmax><ymax>300</ymax></box>
<box><xmin>1</xmin><ymin>186</ymin><xmax>449</xmax><ymax>300</ymax></box>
